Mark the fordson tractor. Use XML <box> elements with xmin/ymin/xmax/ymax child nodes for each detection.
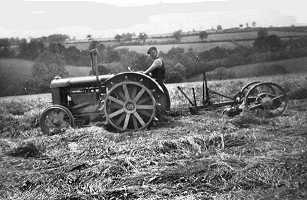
<box><xmin>39</xmin><ymin>49</ymin><xmax>170</xmax><ymax>134</ymax></box>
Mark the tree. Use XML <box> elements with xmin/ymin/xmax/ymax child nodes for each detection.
<box><xmin>199</xmin><ymin>31</ymin><xmax>208</xmax><ymax>40</ymax></box>
<box><xmin>32</xmin><ymin>50</ymin><xmax>68</xmax><ymax>91</ymax></box>
<box><xmin>134</xmin><ymin>54</ymin><xmax>151</xmax><ymax>71</ymax></box>
<box><xmin>121</xmin><ymin>33</ymin><xmax>134</xmax><ymax>41</ymax></box>
<box><xmin>257</xmin><ymin>28</ymin><xmax>268</xmax><ymax>38</ymax></box>
<box><xmin>104</xmin><ymin>46</ymin><xmax>120</xmax><ymax>62</ymax></box>
<box><xmin>88</xmin><ymin>40</ymin><xmax>100</xmax><ymax>50</ymax></box>
<box><xmin>266</xmin><ymin>35</ymin><xmax>282</xmax><ymax>51</ymax></box>
<box><xmin>198</xmin><ymin>46</ymin><xmax>228</xmax><ymax>61</ymax></box>
<box><xmin>138</xmin><ymin>32</ymin><xmax>148</xmax><ymax>44</ymax></box>
<box><xmin>166</xmin><ymin>47</ymin><xmax>185</xmax><ymax>59</ymax></box>
<box><xmin>114</xmin><ymin>34</ymin><xmax>122</xmax><ymax>42</ymax></box>
<box><xmin>254</xmin><ymin>34</ymin><xmax>282</xmax><ymax>51</ymax></box>
<box><xmin>48</xmin><ymin>43</ymin><xmax>65</xmax><ymax>54</ymax></box>
<box><xmin>47</xmin><ymin>34</ymin><xmax>69</xmax><ymax>44</ymax></box>
<box><xmin>173</xmin><ymin>30</ymin><xmax>183</xmax><ymax>42</ymax></box>
<box><xmin>253</xmin><ymin>28</ymin><xmax>269</xmax><ymax>51</ymax></box>
<box><xmin>18</xmin><ymin>38</ymin><xmax>45</xmax><ymax>60</ymax></box>
<box><xmin>89</xmin><ymin>64</ymin><xmax>111</xmax><ymax>75</ymax></box>
<box><xmin>217</xmin><ymin>25</ymin><xmax>223</xmax><ymax>31</ymax></box>
<box><xmin>64</xmin><ymin>46</ymin><xmax>82</xmax><ymax>65</ymax></box>
<box><xmin>0</xmin><ymin>38</ymin><xmax>13</xmax><ymax>58</ymax></box>
<box><xmin>87</xmin><ymin>34</ymin><xmax>92</xmax><ymax>41</ymax></box>
<box><xmin>166</xmin><ymin>62</ymin><xmax>186</xmax><ymax>83</ymax></box>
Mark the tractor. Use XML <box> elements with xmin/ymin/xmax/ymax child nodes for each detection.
<box><xmin>39</xmin><ymin>49</ymin><xmax>170</xmax><ymax>134</ymax></box>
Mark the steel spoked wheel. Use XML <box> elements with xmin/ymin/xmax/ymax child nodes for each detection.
<box><xmin>234</xmin><ymin>81</ymin><xmax>260</xmax><ymax>102</ymax></box>
<box><xmin>104</xmin><ymin>81</ymin><xmax>156</xmax><ymax>131</ymax></box>
<box><xmin>40</xmin><ymin>106</ymin><xmax>74</xmax><ymax>135</ymax></box>
<box><xmin>233</xmin><ymin>81</ymin><xmax>260</xmax><ymax>104</ymax></box>
<box><xmin>240</xmin><ymin>81</ymin><xmax>260</xmax><ymax>95</ymax></box>
<box><xmin>244</xmin><ymin>82</ymin><xmax>288</xmax><ymax>117</ymax></box>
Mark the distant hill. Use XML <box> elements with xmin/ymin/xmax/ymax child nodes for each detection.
<box><xmin>115</xmin><ymin>41</ymin><xmax>253</xmax><ymax>54</ymax></box>
<box><xmin>65</xmin><ymin>65</ymin><xmax>91</xmax><ymax>77</ymax></box>
<box><xmin>0</xmin><ymin>58</ymin><xmax>91</xmax><ymax>78</ymax></box>
<box><xmin>189</xmin><ymin>56</ymin><xmax>307</xmax><ymax>81</ymax></box>
<box><xmin>0</xmin><ymin>58</ymin><xmax>92</xmax><ymax>96</ymax></box>
<box><xmin>0</xmin><ymin>59</ymin><xmax>33</xmax><ymax>79</ymax></box>
<box><xmin>66</xmin><ymin>29</ymin><xmax>307</xmax><ymax>52</ymax></box>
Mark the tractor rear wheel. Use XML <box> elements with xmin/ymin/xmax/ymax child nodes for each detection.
<box><xmin>104</xmin><ymin>81</ymin><xmax>156</xmax><ymax>131</ymax></box>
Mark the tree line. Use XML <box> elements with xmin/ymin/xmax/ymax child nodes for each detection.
<box><xmin>99</xmin><ymin>29</ymin><xmax>307</xmax><ymax>82</ymax></box>
<box><xmin>1</xmin><ymin>29</ymin><xmax>307</xmax><ymax>96</ymax></box>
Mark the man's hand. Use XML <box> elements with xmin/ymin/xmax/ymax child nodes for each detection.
<box><xmin>142</xmin><ymin>71</ymin><xmax>151</xmax><ymax>76</ymax></box>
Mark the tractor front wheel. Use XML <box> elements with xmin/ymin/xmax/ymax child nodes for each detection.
<box><xmin>40</xmin><ymin>105</ymin><xmax>75</xmax><ymax>135</ymax></box>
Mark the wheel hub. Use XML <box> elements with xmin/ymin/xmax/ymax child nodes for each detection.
<box><xmin>125</xmin><ymin>101</ymin><xmax>136</xmax><ymax>112</ymax></box>
<box><xmin>257</xmin><ymin>93</ymin><xmax>274</xmax><ymax>109</ymax></box>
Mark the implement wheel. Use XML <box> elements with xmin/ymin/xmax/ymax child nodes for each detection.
<box><xmin>234</xmin><ymin>81</ymin><xmax>260</xmax><ymax>102</ymax></box>
<box><xmin>104</xmin><ymin>81</ymin><xmax>156</xmax><ymax>131</ymax></box>
<box><xmin>244</xmin><ymin>82</ymin><xmax>288</xmax><ymax>117</ymax></box>
<box><xmin>240</xmin><ymin>81</ymin><xmax>261</xmax><ymax>94</ymax></box>
<box><xmin>40</xmin><ymin>105</ymin><xmax>75</xmax><ymax>135</ymax></box>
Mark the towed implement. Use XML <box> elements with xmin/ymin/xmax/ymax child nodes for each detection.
<box><xmin>177</xmin><ymin>72</ymin><xmax>288</xmax><ymax>117</ymax></box>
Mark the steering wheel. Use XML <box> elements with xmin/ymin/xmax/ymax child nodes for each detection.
<box><xmin>128</xmin><ymin>66</ymin><xmax>134</xmax><ymax>72</ymax></box>
<box><xmin>128</xmin><ymin>66</ymin><xmax>150</xmax><ymax>76</ymax></box>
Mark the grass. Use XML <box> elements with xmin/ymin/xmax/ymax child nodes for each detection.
<box><xmin>65</xmin><ymin>65</ymin><xmax>91</xmax><ymax>77</ymax></box>
<box><xmin>0</xmin><ymin>58</ymin><xmax>90</xmax><ymax>81</ymax></box>
<box><xmin>188</xmin><ymin>57</ymin><xmax>307</xmax><ymax>82</ymax></box>
<box><xmin>0</xmin><ymin>74</ymin><xmax>307</xmax><ymax>199</ymax></box>
<box><xmin>218</xmin><ymin>57</ymin><xmax>307</xmax><ymax>76</ymax></box>
<box><xmin>115</xmin><ymin>41</ymin><xmax>254</xmax><ymax>54</ymax></box>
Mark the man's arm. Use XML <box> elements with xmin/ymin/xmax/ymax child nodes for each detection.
<box><xmin>144</xmin><ymin>58</ymin><xmax>162</xmax><ymax>74</ymax></box>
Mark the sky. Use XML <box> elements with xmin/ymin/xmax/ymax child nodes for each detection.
<box><xmin>0</xmin><ymin>0</ymin><xmax>306</xmax><ymax>39</ymax></box>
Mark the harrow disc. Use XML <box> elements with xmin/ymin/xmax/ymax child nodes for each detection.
<box><xmin>104</xmin><ymin>81</ymin><xmax>156</xmax><ymax>131</ymax></box>
<box><xmin>243</xmin><ymin>82</ymin><xmax>288</xmax><ymax>117</ymax></box>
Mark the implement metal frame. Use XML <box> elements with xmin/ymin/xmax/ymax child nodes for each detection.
<box><xmin>177</xmin><ymin>72</ymin><xmax>239</xmax><ymax>114</ymax></box>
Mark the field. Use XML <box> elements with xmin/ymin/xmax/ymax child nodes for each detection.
<box><xmin>65</xmin><ymin>65</ymin><xmax>91</xmax><ymax>77</ymax></box>
<box><xmin>1</xmin><ymin>74</ymin><xmax>307</xmax><ymax>199</ymax></box>
<box><xmin>0</xmin><ymin>59</ymin><xmax>91</xmax><ymax>78</ymax></box>
<box><xmin>71</xmin><ymin>30</ymin><xmax>307</xmax><ymax>51</ymax></box>
<box><xmin>115</xmin><ymin>41</ymin><xmax>253</xmax><ymax>54</ymax></box>
<box><xmin>115</xmin><ymin>30</ymin><xmax>307</xmax><ymax>53</ymax></box>
<box><xmin>188</xmin><ymin>56</ymin><xmax>307</xmax><ymax>82</ymax></box>
<box><xmin>0</xmin><ymin>58</ymin><xmax>91</xmax><ymax>96</ymax></box>
<box><xmin>224</xmin><ymin>57</ymin><xmax>307</xmax><ymax>75</ymax></box>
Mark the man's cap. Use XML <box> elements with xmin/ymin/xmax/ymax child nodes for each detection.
<box><xmin>147</xmin><ymin>46</ymin><xmax>157</xmax><ymax>54</ymax></box>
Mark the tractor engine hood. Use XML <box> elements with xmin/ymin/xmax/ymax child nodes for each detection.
<box><xmin>50</xmin><ymin>74</ymin><xmax>114</xmax><ymax>88</ymax></box>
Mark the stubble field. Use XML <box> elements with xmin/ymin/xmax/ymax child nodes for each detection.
<box><xmin>0</xmin><ymin>74</ymin><xmax>307</xmax><ymax>200</ymax></box>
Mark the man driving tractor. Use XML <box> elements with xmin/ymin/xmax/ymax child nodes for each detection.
<box><xmin>144</xmin><ymin>46</ymin><xmax>171</xmax><ymax>121</ymax></box>
<box><xmin>144</xmin><ymin>46</ymin><xmax>166</xmax><ymax>85</ymax></box>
